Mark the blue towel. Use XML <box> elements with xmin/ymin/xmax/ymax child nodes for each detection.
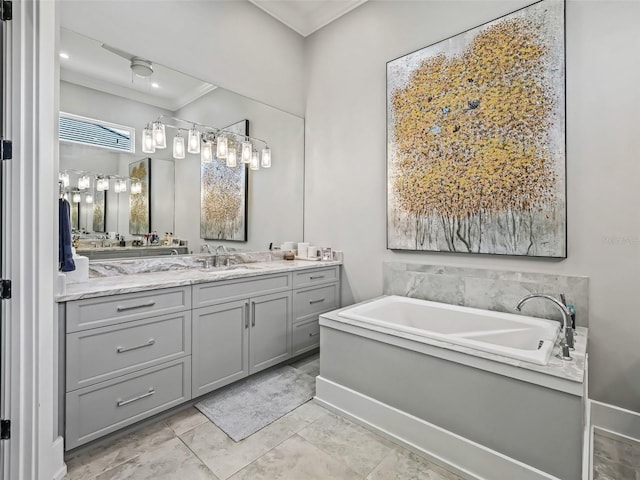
<box><xmin>59</xmin><ymin>198</ymin><xmax>76</xmax><ymax>272</ymax></box>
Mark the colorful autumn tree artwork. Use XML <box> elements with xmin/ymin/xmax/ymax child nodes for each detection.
<box><xmin>387</xmin><ymin>0</ymin><xmax>565</xmax><ymax>257</ymax></box>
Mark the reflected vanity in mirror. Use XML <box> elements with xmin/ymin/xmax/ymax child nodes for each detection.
<box><xmin>59</xmin><ymin>27</ymin><xmax>304</xmax><ymax>259</ymax></box>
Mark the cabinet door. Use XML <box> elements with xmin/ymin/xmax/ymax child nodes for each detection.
<box><xmin>192</xmin><ymin>300</ymin><xmax>249</xmax><ymax>398</ymax></box>
<box><xmin>249</xmin><ymin>291</ymin><xmax>292</xmax><ymax>374</ymax></box>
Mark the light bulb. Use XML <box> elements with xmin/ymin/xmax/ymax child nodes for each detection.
<box><xmin>242</xmin><ymin>140</ymin><xmax>252</xmax><ymax>164</ymax></box>
<box><xmin>250</xmin><ymin>150</ymin><xmax>260</xmax><ymax>171</ymax></box>
<box><xmin>78</xmin><ymin>175</ymin><xmax>90</xmax><ymax>190</ymax></box>
<box><xmin>85</xmin><ymin>193</ymin><xmax>93</xmax><ymax>204</ymax></box>
<box><xmin>226</xmin><ymin>147</ymin><xmax>237</xmax><ymax>168</ymax></box>
<box><xmin>261</xmin><ymin>147</ymin><xmax>271</xmax><ymax>168</ymax></box>
<box><xmin>131</xmin><ymin>181</ymin><xmax>142</xmax><ymax>195</ymax></box>
<box><xmin>72</xmin><ymin>191</ymin><xmax>81</xmax><ymax>203</ymax></box>
<box><xmin>59</xmin><ymin>172</ymin><xmax>69</xmax><ymax>187</ymax></box>
<box><xmin>216</xmin><ymin>135</ymin><xmax>228</xmax><ymax>159</ymax></box>
<box><xmin>96</xmin><ymin>177</ymin><xmax>109</xmax><ymax>191</ymax></box>
<box><xmin>142</xmin><ymin>126</ymin><xmax>155</xmax><ymax>153</ymax></box>
<box><xmin>173</xmin><ymin>133</ymin><xmax>185</xmax><ymax>159</ymax></box>
<box><xmin>201</xmin><ymin>141</ymin><xmax>213</xmax><ymax>163</ymax></box>
<box><xmin>153</xmin><ymin>122</ymin><xmax>166</xmax><ymax>149</ymax></box>
<box><xmin>188</xmin><ymin>127</ymin><xmax>201</xmax><ymax>154</ymax></box>
<box><xmin>114</xmin><ymin>179</ymin><xmax>127</xmax><ymax>193</ymax></box>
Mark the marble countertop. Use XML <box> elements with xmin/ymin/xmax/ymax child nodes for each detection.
<box><xmin>57</xmin><ymin>259</ymin><xmax>342</xmax><ymax>302</ymax></box>
<box><xmin>320</xmin><ymin>298</ymin><xmax>587</xmax><ymax>387</ymax></box>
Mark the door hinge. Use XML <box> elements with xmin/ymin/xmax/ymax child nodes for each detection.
<box><xmin>1</xmin><ymin>279</ymin><xmax>11</xmax><ymax>299</ymax></box>
<box><xmin>0</xmin><ymin>420</ymin><xmax>10</xmax><ymax>440</ymax></box>
<box><xmin>1</xmin><ymin>140</ymin><xmax>12</xmax><ymax>161</ymax></box>
<box><xmin>1</xmin><ymin>1</ymin><xmax>12</xmax><ymax>21</ymax></box>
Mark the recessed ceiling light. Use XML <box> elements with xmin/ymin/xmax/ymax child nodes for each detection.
<box><xmin>151</xmin><ymin>82</ymin><xmax>159</xmax><ymax>88</ymax></box>
<box><xmin>59</xmin><ymin>52</ymin><xmax>69</xmax><ymax>59</ymax></box>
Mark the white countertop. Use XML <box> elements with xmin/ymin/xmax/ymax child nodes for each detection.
<box><xmin>57</xmin><ymin>259</ymin><xmax>342</xmax><ymax>302</ymax></box>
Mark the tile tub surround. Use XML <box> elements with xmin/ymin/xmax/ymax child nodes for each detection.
<box><xmin>384</xmin><ymin>262</ymin><xmax>589</xmax><ymax>327</ymax></box>
<box><xmin>57</xmin><ymin>257</ymin><xmax>342</xmax><ymax>302</ymax></box>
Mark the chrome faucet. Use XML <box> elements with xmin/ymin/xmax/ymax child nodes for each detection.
<box><xmin>214</xmin><ymin>245</ymin><xmax>229</xmax><ymax>267</ymax></box>
<box><xmin>170</xmin><ymin>249</ymin><xmax>179</xmax><ymax>256</ymax></box>
<box><xmin>201</xmin><ymin>244</ymin><xmax>212</xmax><ymax>254</ymax></box>
<box><xmin>515</xmin><ymin>293</ymin><xmax>574</xmax><ymax>360</ymax></box>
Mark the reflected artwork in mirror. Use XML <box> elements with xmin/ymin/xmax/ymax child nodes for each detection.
<box><xmin>93</xmin><ymin>190</ymin><xmax>106</xmax><ymax>233</ymax></box>
<box><xmin>129</xmin><ymin>158</ymin><xmax>151</xmax><ymax>235</ymax></box>
<box><xmin>201</xmin><ymin>120</ymin><xmax>248</xmax><ymax>242</ymax></box>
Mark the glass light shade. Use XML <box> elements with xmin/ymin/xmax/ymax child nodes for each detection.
<box><xmin>188</xmin><ymin>127</ymin><xmax>201</xmax><ymax>154</ymax></box>
<box><xmin>72</xmin><ymin>191</ymin><xmax>81</xmax><ymax>203</ymax></box>
<box><xmin>216</xmin><ymin>135</ymin><xmax>228</xmax><ymax>158</ymax></box>
<box><xmin>59</xmin><ymin>172</ymin><xmax>69</xmax><ymax>187</ymax></box>
<box><xmin>153</xmin><ymin>122</ymin><xmax>166</xmax><ymax>149</ymax></box>
<box><xmin>173</xmin><ymin>134</ymin><xmax>185</xmax><ymax>159</ymax></box>
<box><xmin>78</xmin><ymin>175</ymin><xmax>90</xmax><ymax>190</ymax></box>
<box><xmin>250</xmin><ymin>150</ymin><xmax>260</xmax><ymax>171</ymax></box>
<box><xmin>142</xmin><ymin>126</ymin><xmax>155</xmax><ymax>153</ymax></box>
<box><xmin>131</xmin><ymin>181</ymin><xmax>142</xmax><ymax>195</ymax></box>
<box><xmin>114</xmin><ymin>179</ymin><xmax>127</xmax><ymax>193</ymax></box>
<box><xmin>241</xmin><ymin>140</ymin><xmax>252</xmax><ymax>164</ymax></box>
<box><xmin>226</xmin><ymin>147</ymin><xmax>237</xmax><ymax>168</ymax></box>
<box><xmin>85</xmin><ymin>193</ymin><xmax>93</xmax><ymax>204</ymax></box>
<box><xmin>261</xmin><ymin>147</ymin><xmax>271</xmax><ymax>168</ymax></box>
<box><xmin>96</xmin><ymin>177</ymin><xmax>109</xmax><ymax>191</ymax></box>
<box><xmin>201</xmin><ymin>141</ymin><xmax>213</xmax><ymax>163</ymax></box>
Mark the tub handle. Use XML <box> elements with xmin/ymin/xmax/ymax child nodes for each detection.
<box><xmin>309</xmin><ymin>298</ymin><xmax>325</xmax><ymax>305</ymax></box>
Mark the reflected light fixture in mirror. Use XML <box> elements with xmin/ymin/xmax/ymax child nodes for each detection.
<box><xmin>201</xmin><ymin>141</ymin><xmax>213</xmax><ymax>163</ymax></box>
<box><xmin>188</xmin><ymin>126</ymin><xmax>200</xmax><ymax>154</ymax></box>
<box><xmin>250</xmin><ymin>150</ymin><xmax>260</xmax><ymax>171</ymax></box>
<box><xmin>131</xmin><ymin>181</ymin><xmax>142</xmax><ymax>194</ymax></box>
<box><xmin>227</xmin><ymin>147</ymin><xmax>237</xmax><ymax>168</ymax></box>
<box><xmin>142</xmin><ymin>125</ymin><xmax>155</xmax><ymax>154</ymax></box>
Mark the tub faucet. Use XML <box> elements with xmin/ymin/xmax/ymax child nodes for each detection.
<box><xmin>214</xmin><ymin>245</ymin><xmax>229</xmax><ymax>267</ymax></box>
<box><xmin>515</xmin><ymin>293</ymin><xmax>574</xmax><ymax>360</ymax></box>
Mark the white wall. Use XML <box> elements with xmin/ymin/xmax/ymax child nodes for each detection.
<box><xmin>304</xmin><ymin>0</ymin><xmax>640</xmax><ymax>412</ymax></box>
<box><xmin>58</xmin><ymin>0</ymin><xmax>306</xmax><ymax>117</ymax></box>
<box><xmin>174</xmin><ymin>87</ymin><xmax>304</xmax><ymax>252</ymax></box>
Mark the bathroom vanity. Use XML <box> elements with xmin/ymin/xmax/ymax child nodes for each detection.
<box><xmin>57</xmin><ymin>256</ymin><xmax>341</xmax><ymax>450</ymax></box>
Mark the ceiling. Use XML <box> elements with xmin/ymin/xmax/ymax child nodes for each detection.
<box><xmin>59</xmin><ymin>28</ymin><xmax>216</xmax><ymax>112</ymax></box>
<box><xmin>248</xmin><ymin>0</ymin><xmax>368</xmax><ymax>37</ymax></box>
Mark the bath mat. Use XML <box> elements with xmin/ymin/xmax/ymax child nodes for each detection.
<box><xmin>195</xmin><ymin>365</ymin><xmax>315</xmax><ymax>442</ymax></box>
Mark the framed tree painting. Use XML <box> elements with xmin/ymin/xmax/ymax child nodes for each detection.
<box><xmin>129</xmin><ymin>157</ymin><xmax>151</xmax><ymax>235</ymax></box>
<box><xmin>386</xmin><ymin>0</ymin><xmax>565</xmax><ymax>257</ymax></box>
<box><xmin>92</xmin><ymin>189</ymin><xmax>106</xmax><ymax>232</ymax></box>
<box><xmin>201</xmin><ymin>120</ymin><xmax>249</xmax><ymax>241</ymax></box>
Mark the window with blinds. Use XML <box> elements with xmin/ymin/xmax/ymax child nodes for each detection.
<box><xmin>59</xmin><ymin>112</ymin><xmax>135</xmax><ymax>153</ymax></box>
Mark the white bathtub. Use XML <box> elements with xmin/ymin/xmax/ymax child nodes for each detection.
<box><xmin>337</xmin><ymin>295</ymin><xmax>560</xmax><ymax>365</ymax></box>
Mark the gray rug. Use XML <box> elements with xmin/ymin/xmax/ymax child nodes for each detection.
<box><xmin>195</xmin><ymin>366</ymin><xmax>316</xmax><ymax>442</ymax></box>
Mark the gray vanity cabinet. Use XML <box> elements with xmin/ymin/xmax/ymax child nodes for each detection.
<box><xmin>191</xmin><ymin>274</ymin><xmax>293</xmax><ymax>399</ymax></box>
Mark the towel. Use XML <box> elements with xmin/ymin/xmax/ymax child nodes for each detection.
<box><xmin>59</xmin><ymin>198</ymin><xmax>76</xmax><ymax>272</ymax></box>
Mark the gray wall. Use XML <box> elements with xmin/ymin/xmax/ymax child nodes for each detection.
<box><xmin>304</xmin><ymin>1</ymin><xmax>640</xmax><ymax>412</ymax></box>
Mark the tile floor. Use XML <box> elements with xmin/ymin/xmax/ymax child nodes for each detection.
<box><xmin>593</xmin><ymin>428</ymin><xmax>640</xmax><ymax>480</ymax></box>
<box><xmin>63</xmin><ymin>354</ymin><xmax>464</xmax><ymax>480</ymax></box>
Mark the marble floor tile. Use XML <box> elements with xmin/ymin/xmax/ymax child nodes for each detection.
<box><xmin>179</xmin><ymin>402</ymin><xmax>320</xmax><ymax>479</ymax></box>
<box><xmin>66</xmin><ymin>421</ymin><xmax>175</xmax><ymax>480</ymax></box>
<box><xmin>296</xmin><ymin>359</ymin><xmax>320</xmax><ymax>378</ymax></box>
<box><xmin>290</xmin><ymin>352</ymin><xmax>319</xmax><ymax>371</ymax></box>
<box><xmin>594</xmin><ymin>430</ymin><xmax>640</xmax><ymax>468</ymax></box>
<box><xmin>297</xmin><ymin>411</ymin><xmax>396</xmax><ymax>476</ymax></box>
<box><xmin>164</xmin><ymin>406</ymin><xmax>210</xmax><ymax>436</ymax></box>
<box><xmin>367</xmin><ymin>448</ymin><xmax>464</xmax><ymax>480</ymax></box>
<box><xmin>228</xmin><ymin>434</ymin><xmax>361</xmax><ymax>480</ymax></box>
<box><xmin>94</xmin><ymin>437</ymin><xmax>218</xmax><ymax>480</ymax></box>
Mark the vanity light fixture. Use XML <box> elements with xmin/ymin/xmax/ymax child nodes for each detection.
<box><xmin>226</xmin><ymin>147</ymin><xmax>237</xmax><ymax>168</ymax></box>
<box><xmin>153</xmin><ymin>122</ymin><xmax>166</xmax><ymax>149</ymax></box>
<box><xmin>241</xmin><ymin>140</ymin><xmax>252</xmax><ymax>164</ymax></box>
<box><xmin>142</xmin><ymin>125</ymin><xmax>155</xmax><ymax>154</ymax></box>
<box><xmin>78</xmin><ymin>175</ymin><xmax>91</xmax><ymax>190</ymax></box>
<box><xmin>131</xmin><ymin>180</ymin><xmax>142</xmax><ymax>195</ymax></box>
<box><xmin>250</xmin><ymin>150</ymin><xmax>260</xmax><ymax>171</ymax></box>
<box><xmin>261</xmin><ymin>147</ymin><xmax>271</xmax><ymax>168</ymax></box>
<box><xmin>216</xmin><ymin>135</ymin><xmax>228</xmax><ymax>159</ymax></box>
<box><xmin>96</xmin><ymin>177</ymin><xmax>109</xmax><ymax>191</ymax></box>
<box><xmin>114</xmin><ymin>179</ymin><xmax>127</xmax><ymax>194</ymax></box>
<box><xmin>72</xmin><ymin>191</ymin><xmax>81</xmax><ymax>203</ymax></box>
<box><xmin>188</xmin><ymin>126</ymin><xmax>201</xmax><ymax>154</ymax></box>
<box><xmin>59</xmin><ymin>172</ymin><xmax>70</xmax><ymax>187</ymax></box>
<box><xmin>201</xmin><ymin>141</ymin><xmax>213</xmax><ymax>163</ymax></box>
<box><xmin>173</xmin><ymin>131</ymin><xmax>186</xmax><ymax>159</ymax></box>
<box><xmin>85</xmin><ymin>193</ymin><xmax>93</xmax><ymax>204</ymax></box>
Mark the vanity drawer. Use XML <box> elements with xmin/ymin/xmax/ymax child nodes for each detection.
<box><xmin>293</xmin><ymin>284</ymin><xmax>339</xmax><ymax>322</ymax></box>
<box><xmin>292</xmin><ymin>266</ymin><xmax>339</xmax><ymax>288</ymax></box>
<box><xmin>292</xmin><ymin>319</ymin><xmax>320</xmax><ymax>356</ymax></box>
<box><xmin>66</xmin><ymin>311</ymin><xmax>192</xmax><ymax>392</ymax></box>
<box><xmin>65</xmin><ymin>358</ymin><xmax>191</xmax><ymax>450</ymax></box>
<box><xmin>66</xmin><ymin>286</ymin><xmax>191</xmax><ymax>333</ymax></box>
<box><xmin>193</xmin><ymin>273</ymin><xmax>291</xmax><ymax>308</ymax></box>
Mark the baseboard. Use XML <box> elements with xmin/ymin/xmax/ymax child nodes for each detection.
<box><xmin>590</xmin><ymin>399</ymin><xmax>640</xmax><ymax>441</ymax></box>
<box><xmin>52</xmin><ymin>436</ymin><xmax>67</xmax><ymax>480</ymax></box>
<box><xmin>315</xmin><ymin>376</ymin><xmax>560</xmax><ymax>480</ymax></box>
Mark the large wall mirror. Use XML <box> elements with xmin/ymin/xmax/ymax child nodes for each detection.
<box><xmin>59</xmin><ymin>27</ymin><xmax>304</xmax><ymax>256</ymax></box>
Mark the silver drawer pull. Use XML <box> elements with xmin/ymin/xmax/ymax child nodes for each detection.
<box><xmin>116</xmin><ymin>301</ymin><xmax>156</xmax><ymax>312</ymax></box>
<box><xmin>309</xmin><ymin>332</ymin><xmax>320</xmax><ymax>337</ymax></box>
<box><xmin>309</xmin><ymin>298</ymin><xmax>325</xmax><ymax>304</ymax></box>
<box><xmin>309</xmin><ymin>275</ymin><xmax>325</xmax><ymax>280</ymax></box>
<box><xmin>116</xmin><ymin>388</ymin><xmax>155</xmax><ymax>407</ymax></box>
<box><xmin>117</xmin><ymin>339</ymin><xmax>155</xmax><ymax>353</ymax></box>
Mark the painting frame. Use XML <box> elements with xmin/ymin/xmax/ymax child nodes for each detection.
<box><xmin>386</xmin><ymin>0</ymin><xmax>566</xmax><ymax>258</ymax></box>
<box><xmin>92</xmin><ymin>189</ymin><xmax>107</xmax><ymax>233</ymax></box>
<box><xmin>200</xmin><ymin>119</ymin><xmax>249</xmax><ymax>242</ymax></box>
<box><xmin>129</xmin><ymin>157</ymin><xmax>151</xmax><ymax>235</ymax></box>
